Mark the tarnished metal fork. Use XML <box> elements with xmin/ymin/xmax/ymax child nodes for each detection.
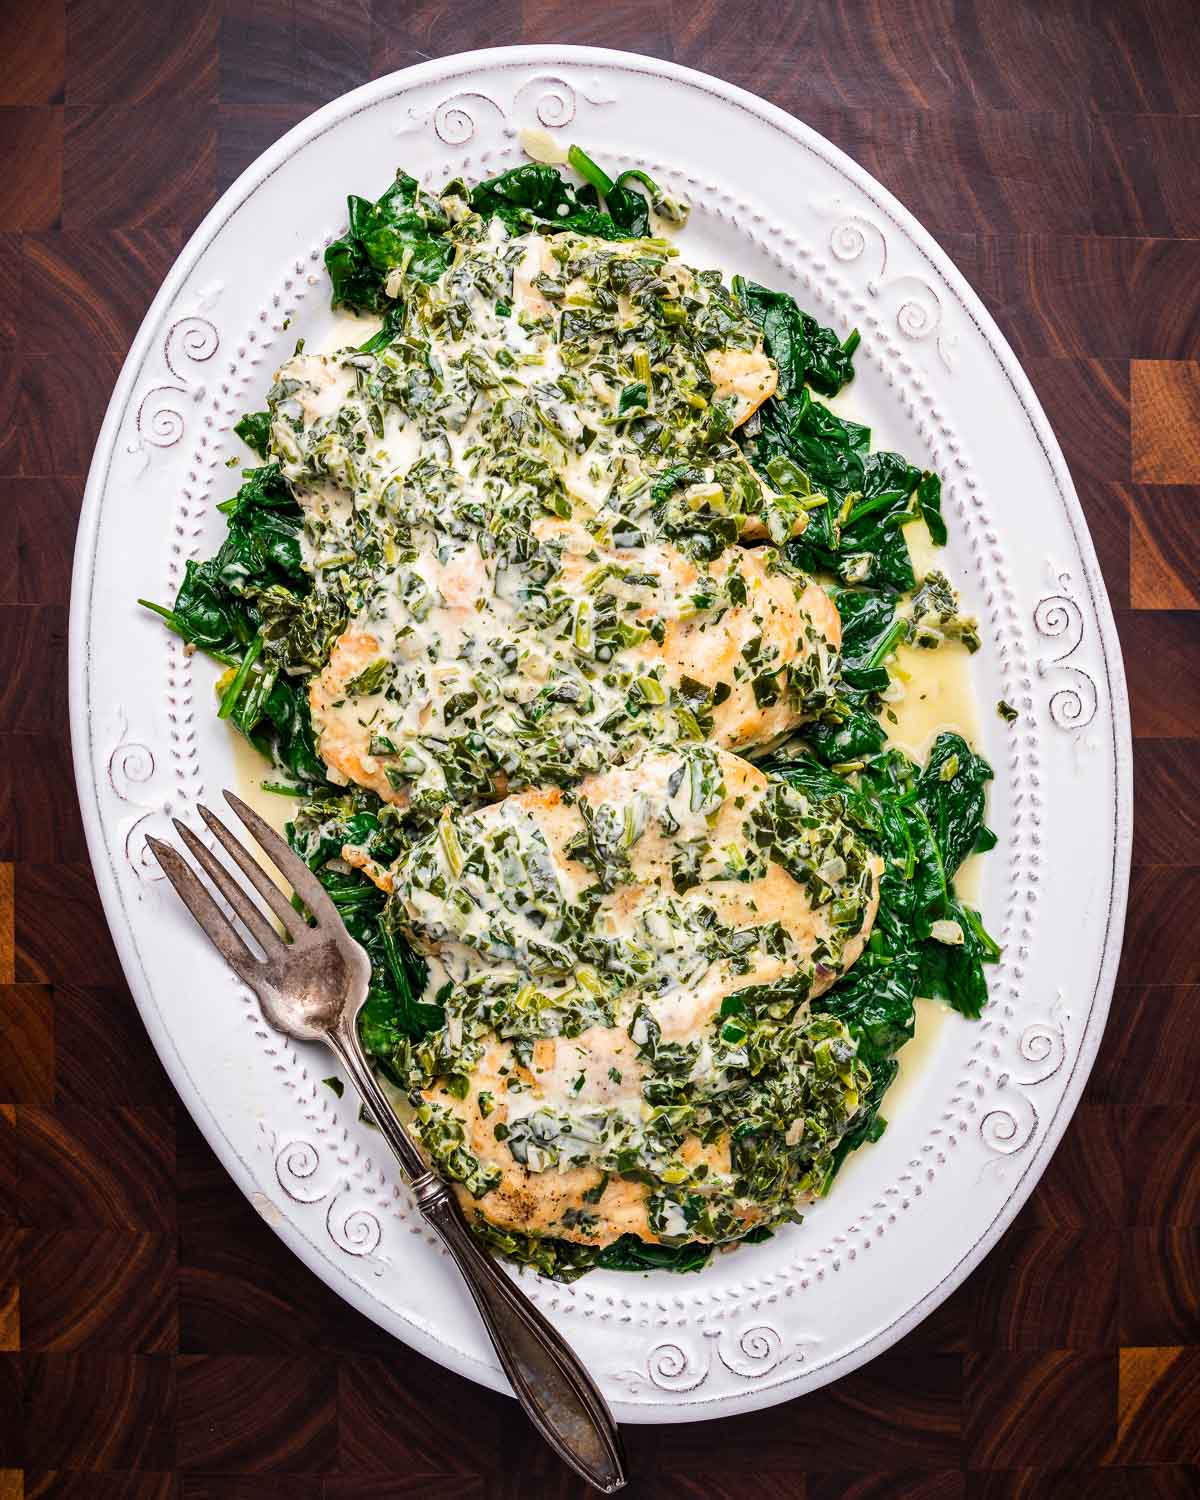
<box><xmin>147</xmin><ymin>792</ymin><xmax>627</xmax><ymax>1494</ymax></box>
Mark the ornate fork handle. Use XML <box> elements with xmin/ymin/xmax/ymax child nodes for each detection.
<box><xmin>329</xmin><ymin>1022</ymin><xmax>627</xmax><ymax>1494</ymax></box>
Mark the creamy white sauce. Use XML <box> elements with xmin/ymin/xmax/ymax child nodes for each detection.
<box><xmin>273</xmin><ymin>224</ymin><xmax>839</xmax><ymax>808</ymax></box>
<box><xmin>226</xmin><ymin>211</ymin><xmax>988</xmax><ymax>1182</ymax></box>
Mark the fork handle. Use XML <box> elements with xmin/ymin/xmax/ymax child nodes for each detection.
<box><xmin>421</xmin><ymin>1192</ymin><xmax>627</xmax><ymax>1493</ymax></box>
<box><xmin>329</xmin><ymin>1026</ymin><xmax>437</xmax><ymax>1188</ymax></box>
<box><xmin>328</xmin><ymin>1027</ymin><xmax>627</xmax><ymax>1495</ymax></box>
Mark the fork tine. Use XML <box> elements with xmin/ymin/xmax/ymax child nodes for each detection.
<box><xmin>223</xmin><ymin>791</ymin><xmax>342</xmax><ymax>926</ymax></box>
<box><xmin>173</xmin><ymin>819</ymin><xmax>285</xmax><ymax>956</ymax></box>
<box><xmin>146</xmin><ymin>835</ymin><xmax>257</xmax><ymax>975</ymax></box>
<box><xmin>196</xmin><ymin>804</ymin><xmax>305</xmax><ymax>937</ymax></box>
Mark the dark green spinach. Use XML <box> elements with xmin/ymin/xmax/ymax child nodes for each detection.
<box><xmin>325</xmin><ymin>170</ymin><xmax>454</xmax><ymax>312</ymax></box>
<box><xmin>234</xmin><ymin>409</ymin><xmax>271</xmax><ymax>459</ymax></box>
<box><xmin>733</xmin><ymin>276</ymin><xmax>858</xmax><ymax>398</ymax></box>
<box><xmin>290</xmin><ymin>796</ymin><xmax>445</xmax><ymax>1046</ymax></box>
<box><xmin>138</xmin><ymin>464</ymin><xmax>333</xmax><ymax>787</ymax></box>
<box><xmin>325</xmin><ymin>149</ymin><xmax>676</xmax><ymax>320</ymax></box>
<box><xmin>759</xmin><ymin>732</ymin><xmax>1000</xmax><ymax>1184</ymax></box>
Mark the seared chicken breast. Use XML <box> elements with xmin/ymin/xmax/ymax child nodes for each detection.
<box><xmin>376</xmin><ymin>746</ymin><xmax>883</xmax><ymax>1247</ymax></box>
<box><xmin>308</xmin><ymin>520</ymin><xmax>840</xmax><ymax>807</ymax></box>
<box><xmin>265</xmin><ymin>223</ymin><xmax>839</xmax><ymax>811</ymax></box>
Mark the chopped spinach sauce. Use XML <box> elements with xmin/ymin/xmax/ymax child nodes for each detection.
<box><xmin>142</xmin><ymin>150</ymin><xmax>999</xmax><ymax>1280</ymax></box>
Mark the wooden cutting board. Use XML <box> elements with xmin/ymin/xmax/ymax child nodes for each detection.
<box><xmin>0</xmin><ymin>0</ymin><xmax>1197</xmax><ymax>1494</ymax></box>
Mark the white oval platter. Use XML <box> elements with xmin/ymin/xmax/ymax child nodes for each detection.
<box><xmin>70</xmin><ymin>46</ymin><xmax>1131</xmax><ymax>1422</ymax></box>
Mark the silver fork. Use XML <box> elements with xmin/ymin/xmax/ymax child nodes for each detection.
<box><xmin>147</xmin><ymin>791</ymin><xmax>627</xmax><ymax>1494</ymax></box>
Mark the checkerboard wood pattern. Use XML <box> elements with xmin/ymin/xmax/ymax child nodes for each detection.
<box><xmin>1</xmin><ymin>1</ymin><xmax>1198</xmax><ymax>1495</ymax></box>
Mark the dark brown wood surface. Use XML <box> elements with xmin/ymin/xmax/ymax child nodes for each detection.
<box><xmin>1</xmin><ymin>1</ymin><xmax>1198</xmax><ymax>1495</ymax></box>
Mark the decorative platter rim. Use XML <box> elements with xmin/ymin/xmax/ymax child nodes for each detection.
<box><xmin>70</xmin><ymin>45</ymin><xmax>1132</xmax><ymax>1421</ymax></box>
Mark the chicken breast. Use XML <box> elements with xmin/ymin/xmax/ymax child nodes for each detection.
<box><xmin>264</xmin><ymin>222</ymin><xmax>831</xmax><ymax>811</ymax></box>
<box><xmin>310</xmin><ymin>520</ymin><xmax>841</xmax><ymax>807</ymax></box>
<box><xmin>387</xmin><ymin>746</ymin><xmax>883</xmax><ymax>1246</ymax></box>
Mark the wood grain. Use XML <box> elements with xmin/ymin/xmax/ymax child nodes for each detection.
<box><xmin>1119</xmin><ymin>1228</ymin><xmax>1200</xmax><ymax>1345</ymax></box>
<box><xmin>0</xmin><ymin>869</ymin><xmax>15</xmax><ymax>987</ymax></box>
<box><xmin>667</xmin><ymin>0</ymin><xmax>1093</xmax><ymax>113</ymax></box>
<box><xmin>1066</xmin><ymin>479</ymin><xmax>1130</xmax><ymax>611</ymax></box>
<box><xmin>0</xmin><ymin>1227</ymin><xmax>19</xmax><ymax>1353</ymax></box>
<box><xmin>0</xmin><ymin>1354</ymin><xmax>22</xmax><ymax>1464</ymax></box>
<box><xmin>52</xmin><ymin>985</ymin><xmax>175</xmax><ymax>1108</ymax></box>
<box><xmin>24</xmin><ymin>231</ymin><xmax>183</xmax><ymax>358</ymax></box>
<box><xmin>17</xmin><ymin>1104</ymin><xmax>176</xmax><ymax>1229</ymax></box>
<box><xmin>1119</xmin><ymin>870</ymin><xmax>1200</xmax><ymax>983</ymax></box>
<box><xmin>1090</xmin><ymin>986</ymin><xmax>1200</xmax><ymax>1106</ymax></box>
<box><xmin>215</xmin><ymin>101</ymin><xmax>310</xmax><ymax>193</ymax></box>
<box><xmin>800</xmin><ymin>107</ymin><xmax>1093</xmax><ymax>239</ymax></box>
<box><xmin>1132</xmin><ymin>741</ymin><xmax>1200</xmax><ymax>863</ymax></box>
<box><xmin>0</xmin><ymin>987</ymin><xmax>53</xmax><ymax>1106</ymax></box>
<box><xmin>66</xmin><ymin>0</ymin><xmax>219</xmax><ymax>109</ymax></box>
<box><xmin>1114</xmin><ymin>612</ymin><xmax>1200</xmax><ymax>739</ymax></box>
<box><xmin>2</xmin><ymin>348</ymin><xmax>123</xmax><ymax>476</ymax></box>
<box><xmin>1024</xmin><ymin>359</ymin><xmax>1130</xmax><ymax>486</ymax></box>
<box><xmin>62</xmin><ymin>105</ymin><xmax>217</xmax><ymax>232</ymax></box>
<box><xmin>27</xmin><ymin>1476</ymin><xmax>179</xmax><ymax>1500</ymax></box>
<box><xmin>1121</xmin><ymin>1108</ymin><xmax>1200</xmax><ymax>1228</ymax></box>
<box><xmin>0</xmin><ymin>111</ymin><xmax>63</xmax><ymax>231</ymax></box>
<box><xmin>20</xmin><ymin>1231</ymin><xmax>178</xmax><ymax>1353</ymax></box>
<box><xmin>221</xmin><ymin>0</ymin><xmax>370</xmax><ymax>109</ymax></box>
<box><xmin>14</xmin><ymin>864</ymin><xmax>123</xmax><ymax>987</ymax></box>
<box><xmin>0</xmin><ymin>733</ymin><xmax>88</xmax><ymax>863</ymax></box>
<box><xmin>1131</xmin><ymin>362</ymin><xmax>1200</xmax><ymax>483</ymax></box>
<box><xmin>810</xmin><ymin>1477</ymin><xmax>963</xmax><ymax>1500</ymax></box>
<box><xmin>652</xmin><ymin>1349</ymin><xmax>963</xmax><ymax>1470</ymax></box>
<box><xmin>1093</xmin><ymin>115</ymin><xmax>1200</xmax><ymax>239</ymax></box>
<box><xmin>1091</xmin><ymin>0</ymin><xmax>1200</xmax><ymax>112</ymax></box>
<box><xmin>0</xmin><ymin>1108</ymin><xmax>17</xmax><ymax>1226</ymax></box>
<box><xmin>966</xmin><ymin>1226</ymin><xmax>1118</xmax><ymax>1352</ymax></box>
<box><xmin>0</xmin><ymin>236</ymin><xmax>18</xmax><ymax>353</ymax></box>
<box><xmin>963</xmin><ymin>1353</ymin><xmax>1116</xmax><ymax>1470</ymax></box>
<box><xmin>0</xmin><ymin>478</ymin><xmax>85</xmax><ymax>607</ymax></box>
<box><xmin>1112</xmin><ymin>1346</ymin><xmax>1200</xmax><ymax>1463</ymax></box>
<box><xmin>370</xmin><ymin>0</ymin><xmax>519</xmax><ymax>81</ymax></box>
<box><xmin>0</xmin><ymin>1</ymin><xmax>65</xmax><ymax>109</ymax></box>
<box><xmin>1016</xmin><ymin>1104</ymin><xmax>1124</xmax><ymax>1229</ymax></box>
<box><xmin>23</xmin><ymin>1354</ymin><xmax>177</xmax><ymax>1471</ymax></box>
<box><xmin>177</xmin><ymin>1356</ymin><xmax>336</xmax><ymax>1472</ymax></box>
<box><xmin>1126</xmin><ymin>485</ymin><xmax>1200</xmax><ymax>608</ymax></box>
<box><xmin>1</xmin><ymin>0</ymin><xmax>1198</xmax><ymax>1494</ymax></box>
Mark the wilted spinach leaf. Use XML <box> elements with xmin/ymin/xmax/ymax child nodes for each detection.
<box><xmin>325</xmin><ymin>151</ymin><xmax>672</xmax><ymax>319</ymax></box>
<box><xmin>234</xmin><ymin>409</ymin><xmax>271</xmax><ymax>459</ymax></box>
<box><xmin>470</xmin><ymin>162</ymin><xmax>635</xmax><ymax>239</ymax></box>
<box><xmin>139</xmin><ymin>464</ymin><xmax>335</xmax><ymax>786</ymax></box>
<box><xmin>325</xmin><ymin>170</ymin><xmax>454</xmax><ymax>313</ymax></box>
<box><xmin>740</xmin><ymin>373</ymin><xmax>945</xmax><ymax>593</ymax></box>
<box><xmin>760</xmin><ymin>733</ymin><xmax>1001</xmax><ymax>1181</ymax></box>
<box><xmin>907</xmin><ymin>732</ymin><xmax>995</xmax><ymax>879</ymax></box>
<box><xmin>290</xmin><ymin>796</ymin><xmax>444</xmax><ymax>1047</ymax></box>
<box><xmin>734</xmin><ymin>276</ymin><xmax>858</xmax><ymax>398</ymax></box>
